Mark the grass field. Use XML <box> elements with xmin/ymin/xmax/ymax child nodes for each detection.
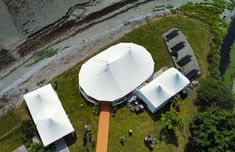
<box><xmin>223</xmin><ymin>42</ymin><xmax>235</xmax><ymax>89</ymax></box>
<box><xmin>0</xmin><ymin>15</ymin><xmax>210</xmax><ymax>152</ymax></box>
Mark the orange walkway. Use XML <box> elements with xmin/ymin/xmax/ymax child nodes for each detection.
<box><xmin>96</xmin><ymin>102</ymin><xmax>111</xmax><ymax>152</ymax></box>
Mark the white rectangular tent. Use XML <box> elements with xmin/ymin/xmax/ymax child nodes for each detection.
<box><xmin>136</xmin><ymin>68</ymin><xmax>190</xmax><ymax>113</ymax></box>
<box><xmin>24</xmin><ymin>84</ymin><xmax>74</xmax><ymax>146</ymax></box>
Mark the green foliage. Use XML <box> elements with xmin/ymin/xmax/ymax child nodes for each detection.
<box><xmin>93</xmin><ymin>103</ymin><xmax>100</xmax><ymax>116</ymax></box>
<box><xmin>28</xmin><ymin>143</ymin><xmax>46</xmax><ymax>152</ymax></box>
<box><xmin>21</xmin><ymin>120</ymin><xmax>51</xmax><ymax>152</ymax></box>
<box><xmin>20</xmin><ymin>120</ymin><xmax>37</xmax><ymax>143</ymax></box>
<box><xmin>223</xmin><ymin>42</ymin><xmax>235</xmax><ymax>88</ymax></box>
<box><xmin>180</xmin><ymin>1</ymin><xmax>234</xmax><ymax>79</ymax></box>
<box><xmin>110</xmin><ymin>102</ymin><xmax>117</xmax><ymax>116</ymax></box>
<box><xmin>181</xmin><ymin>2</ymin><xmax>227</xmax><ymax>45</ymax></box>
<box><xmin>197</xmin><ymin>78</ymin><xmax>235</xmax><ymax>109</ymax></box>
<box><xmin>165</xmin><ymin>4</ymin><xmax>174</xmax><ymax>9</ymax></box>
<box><xmin>207</xmin><ymin>48</ymin><xmax>221</xmax><ymax>80</ymax></box>
<box><xmin>190</xmin><ymin>111</ymin><xmax>235</xmax><ymax>152</ymax></box>
<box><xmin>172</xmin><ymin>95</ymin><xmax>182</xmax><ymax>112</ymax></box>
<box><xmin>161</xmin><ymin>106</ymin><xmax>183</xmax><ymax>129</ymax></box>
<box><xmin>27</xmin><ymin>49</ymin><xmax>59</xmax><ymax>67</ymax></box>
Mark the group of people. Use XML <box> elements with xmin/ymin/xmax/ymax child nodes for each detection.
<box><xmin>120</xmin><ymin>129</ymin><xmax>133</xmax><ymax>146</ymax></box>
<box><xmin>83</xmin><ymin>133</ymin><xmax>95</xmax><ymax>147</ymax></box>
<box><xmin>144</xmin><ymin>135</ymin><xmax>154</xmax><ymax>151</ymax></box>
<box><xmin>120</xmin><ymin>131</ymin><xmax>154</xmax><ymax>151</ymax></box>
<box><xmin>82</xmin><ymin>125</ymin><xmax>95</xmax><ymax>148</ymax></box>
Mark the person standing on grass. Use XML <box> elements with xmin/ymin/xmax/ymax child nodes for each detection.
<box><xmin>83</xmin><ymin>135</ymin><xmax>87</xmax><ymax>146</ymax></box>
<box><xmin>120</xmin><ymin>136</ymin><xmax>126</xmax><ymax>146</ymax></box>
<box><xmin>90</xmin><ymin>135</ymin><xmax>95</xmax><ymax>147</ymax></box>
<box><xmin>128</xmin><ymin>129</ymin><xmax>133</xmax><ymax>136</ymax></box>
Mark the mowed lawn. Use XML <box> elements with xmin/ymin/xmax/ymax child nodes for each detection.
<box><xmin>0</xmin><ymin>15</ymin><xmax>210</xmax><ymax>152</ymax></box>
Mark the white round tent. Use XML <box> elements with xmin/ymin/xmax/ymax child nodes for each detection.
<box><xmin>79</xmin><ymin>43</ymin><xmax>154</xmax><ymax>102</ymax></box>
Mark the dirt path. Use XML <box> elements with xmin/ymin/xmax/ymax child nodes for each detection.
<box><xmin>96</xmin><ymin>102</ymin><xmax>111</xmax><ymax>152</ymax></box>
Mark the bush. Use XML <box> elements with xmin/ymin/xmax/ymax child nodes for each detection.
<box><xmin>161</xmin><ymin>107</ymin><xmax>182</xmax><ymax>129</ymax></box>
<box><xmin>21</xmin><ymin>120</ymin><xmax>37</xmax><ymax>143</ymax></box>
<box><xmin>21</xmin><ymin>120</ymin><xmax>52</xmax><ymax>152</ymax></box>
<box><xmin>190</xmin><ymin>111</ymin><xmax>235</xmax><ymax>152</ymax></box>
<box><xmin>197</xmin><ymin>78</ymin><xmax>235</xmax><ymax>109</ymax></box>
<box><xmin>93</xmin><ymin>103</ymin><xmax>100</xmax><ymax>116</ymax></box>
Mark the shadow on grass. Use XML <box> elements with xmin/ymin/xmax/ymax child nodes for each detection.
<box><xmin>159</xmin><ymin>127</ymin><xmax>178</xmax><ymax>147</ymax></box>
<box><xmin>184</xmin><ymin>137</ymin><xmax>196</xmax><ymax>152</ymax></box>
<box><xmin>146</xmin><ymin>101</ymin><xmax>172</xmax><ymax>122</ymax></box>
<box><xmin>193</xmin><ymin>98</ymin><xmax>209</xmax><ymax>112</ymax></box>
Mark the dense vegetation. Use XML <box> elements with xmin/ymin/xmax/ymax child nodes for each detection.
<box><xmin>181</xmin><ymin>1</ymin><xmax>235</xmax><ymax>151</ymax></box>
<box><xmin>197</xmin><ymin>78</ymin><xmax>235</xmax><ymax>110</ymax></box>
<box><xmin>161</xmin><ymin>107</ymin><xmax>182</xmax><ymax>130</ymax></box>
<box><xmin>21</xmin><ymin>120</ymin><xmax>52</xmax><ymax>152</ymax></box>
<box><xmin>190</xmin><ymin>111</ymin><xmax>235</xmax><ymax>152</ymax></box>
<box><xmin>161</xmin><ymin>96</ymin><xmax>183</xmax><ymax>130</ymax></box>
<box><xmin>180</xmin><ymin>0</ymin><xmax>230</xmax><ymax>80</ymax></box>
<box><xmin>223</xmin><ymin>42</ymin><xmax>235</xmax><ymax>88</ymax></box>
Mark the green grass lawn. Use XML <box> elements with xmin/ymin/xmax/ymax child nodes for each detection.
<box><xmin>223</xmin><ymin>42</ymin><xmax>235</xmax><ymax>89</ymax></box>
<box><xmin>109</xmin><ymin>95</ymin><xmax>196</xmax><ymax>152</ymax></box>
<box><xmin>0</xmin><ymin>15</ymin><xmax>210</xmax><ymax>152</ymax></box>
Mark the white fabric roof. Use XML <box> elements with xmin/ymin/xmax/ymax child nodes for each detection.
<box><xmin>24</xmin><ymin>84</ymin><xmax>74</xmax><ymax>146</ymax></box>
<box><xmin>137</xmin><ymin>68</ymin><xmax>190</xmax><ymax>113</ymax></box>
<box><xmin>79</xmin><ymin>43</ymin><xmax>154</xmax><ymax>101</ymax></box>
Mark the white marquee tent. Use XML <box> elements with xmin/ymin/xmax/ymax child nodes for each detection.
<box><xmin>79</xmin><ymin>43</ymin><xmax>154</xmax><ymax>101</ymax></box>
<box><xmin>24</xmin><ymin>84</ymin><xmax>74</xmax><ymax>146</ymax></box>
<box><xmin>136</xmin><ymin>68</ymin><xmax>190</xmax><ymax>113</ymax></box>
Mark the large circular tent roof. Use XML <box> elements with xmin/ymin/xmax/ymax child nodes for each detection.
<box><xmin>79</xmin><ymin>43</ymin><xmax>154</xmax><ymax>101</ymax></box>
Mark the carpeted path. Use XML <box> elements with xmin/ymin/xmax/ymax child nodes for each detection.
<box><xmin>96</xmin><ymin>102</ymin><xmax>111</xmax><ymax>152</ymax></box>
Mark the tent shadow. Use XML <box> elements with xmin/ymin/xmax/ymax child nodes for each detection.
<box><xmin>145</xmin><ymin>101</ymin><xmax>172</xmax><ymax>122</ymax></box>
<box><xmin>193</xmin><ymin>98</ymin><xmax>208</xmax><ymax>112</ymax></box>
<box><xmin>63</xmin><ymin>132</ymin><xmax>77</xmax><ymax>147</ymax></box>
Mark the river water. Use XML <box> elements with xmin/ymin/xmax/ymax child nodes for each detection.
<box><xmin>220</xmin><ymin>16</ymin><xmax>235</xmax><ymax>76</ymax></box>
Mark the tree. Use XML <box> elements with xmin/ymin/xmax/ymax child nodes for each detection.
<box><xmin>190</xmin><ymin>111</ymin><xmax>235</xmax><ymax>152</ymax></box>
<box><xmin>21</xmin><ymin>120</ymin><xmax>37</xmax><ymax>143</ymax></box>
<box><xmin>161</xmin><ymin>107</ymin><xmax>183</xmax><ymax>129</ymax></box>
<box><xmin>197</xmin><ymin>78</ymin><xmax>234</xmax><ymax>109</ymax></box>
<box><xmin>21</xmin><ymin>120</ymin><xmax>52</xmax><ymax>152</ymax></box>
<box><xmin>172</xmin><ymin>95</ymin><xmax>182</xmax><ymax>112</ymax></box>
<box><xmin>28</xmin><ymin>143</ymin><xmax>46</xmax><ymax>152</ymax></box>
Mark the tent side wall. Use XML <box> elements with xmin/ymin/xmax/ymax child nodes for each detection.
<box><xmin>79</xmin><ymin>86</ymin><xmax>97</xmax><ymax>104</ymax></box>
<box><xmin>135</xmin><ymin>90</ymin><xmax>156</xmax><ymax>113</ymax></box>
